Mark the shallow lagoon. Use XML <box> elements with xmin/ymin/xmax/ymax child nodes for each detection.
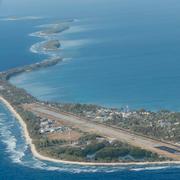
<box><xmin>1</xmin><ymin>0</ymin><xmax>180</xmax><ymax>179</ymax></box>
<box><xmin>10</xmin><ymin>7</ymin><xmax>180</xmax><ymax>110</ymax></box>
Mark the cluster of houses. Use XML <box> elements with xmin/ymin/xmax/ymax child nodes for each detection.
<box><xmin>39</xmin><ymin>117</ymin><xmax>70</xmax><ymax>134</ymax></box>
<box><xmin>83</xmin><ymin>107</ymin><xmax>135</xmax><ymax>122</ymax></box>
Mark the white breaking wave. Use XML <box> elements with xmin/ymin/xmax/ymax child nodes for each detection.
<box><xmin>3</xmin><ymin>18</ymin><xmax>180</xmax><ymax>174</ymax></box>
<box><xmin>29</xmin><ymin>19</ymin><xmax>97</xmax><ymax>61</ymax></box>
<box><xmin>30</xmin><ymin>43</ymin><xmax>40</xmax><ymax>54</ymax></box>
<box><xmin>0</xmin><ymin>112</ymin><xmax>27</xmax><ymax>164</ymax></box>
<box><xmin>1</xmin><ymin>108</ymin><xmax>180</xmax><ymax>173</ymax></box>
<box><xmin>30</xmin><ymin>39</ymin><xmax>61</xmax><ymax>57</ymax></box>
<box><xmin>130</xmin><ymin>165</ymin><xmax>174</xmax><ymax>172</ymax></box>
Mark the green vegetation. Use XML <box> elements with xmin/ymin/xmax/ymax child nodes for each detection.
<box><xmin>0</xmin><ymin>56</ymin><xmax>174</xmax><ymax>163</ymax></box>
<box><xmin>42</xmin><ymin>24</ymin><xmax>69</xmax><ymax>35</ymax></box>
<box><xmin>37</xmin><ymin>135</ymin><xmax>164</xmax><ymax>163</ymax></box>
<box><xmin>58</xmin><ymin>103</ymin><xmax>180</xmax><ymax>143</ymax></box>
<box><xmin>113</xmin><ymin>110</ymin><xmax>180</xmax><ymax>142</ymax></box>
<box><xmin>37</xmin><ymin>138</ymin><xmax>66</xmax><ymax>148</ymax></box>
<box><xmin>56</xmin><ymin>103</ymin><xmax>100</xmax><ymax>114</ymax></box>
<box><xmin>18</xmin><ymin>108</ymin><xmax>41</xmax><ymax>140</ymax></box>
<box><xmin>42</xmin><ymin>40</ymin><xmax>61</xmax><ymax>51</ymax></box>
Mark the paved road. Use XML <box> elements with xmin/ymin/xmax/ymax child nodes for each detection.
<box><xmin>24</xmin><ymin>103</ymin><xmax>180</xmax><ymax>161</ymax></box>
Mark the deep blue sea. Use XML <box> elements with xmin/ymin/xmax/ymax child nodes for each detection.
<box><xmin>8</xmin><ymin>0</ymin><xmax>180</xmax><ymax>111</ymax></box>
<box><xmin>1</xmin><ymin>0</ymin><xmax>180</xmax><ymax>179</ymax></box>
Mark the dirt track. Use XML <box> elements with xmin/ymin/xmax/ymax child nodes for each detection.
<box><xmin>24</xmin><ymin>103</ymin><xmax>180</xmax><ymax>161</ymax></box>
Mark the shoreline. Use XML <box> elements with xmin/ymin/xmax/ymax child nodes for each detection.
<box><xmin>0</xmin><ymin>20</ymin><xmax>180</xmax><ymax>167</ymax></box>
<box><xmin>0</xmin><ymin>96</ymin><xmax>180</xmax><ymax>166</ymax></box>
<box><xmin>0</xmin><ymin>57</ymin><xmax>62</xmax><ymax>81</ymax></box>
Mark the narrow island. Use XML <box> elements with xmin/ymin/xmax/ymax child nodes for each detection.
<box><xmin>1</xmin><ymin>16</ymin><xmax>42</xmax><ymax>21</ymax></box>
<box><xmin>30</xmin><ymin>23</ymin><xmax>69</xmax><ymax>37</ymax></box>
<box><xmin>0</xmin><ymin>21</ymin><xmax>180</xmax><ymax>166</ymax></box>
<box><xmin>42</xmin><ymin>40</ymin><xmax>61</xmax><ymax>51</ymax></box>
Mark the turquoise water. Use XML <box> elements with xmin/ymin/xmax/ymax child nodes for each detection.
<box><xmin>1</xmin><ymin>0</ymin><xmax>180</xmax><ymax>179</ymax></box>
<box><xmin>8</xmin><ymin>0</ymin><xmax>180</xmax><ymax>111</ymax></box>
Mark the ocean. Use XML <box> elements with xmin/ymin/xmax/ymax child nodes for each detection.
<box><xmin>8</xmin><ymin>0</ymin><xmax>180</xmax><ymax>111</ymax></box>
<box><xmin>1</xmin><ymin>0</ymin><xmax>180</xmax><ymax>179</ymax></box>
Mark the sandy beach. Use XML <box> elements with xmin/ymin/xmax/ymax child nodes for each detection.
<box><xmin>0</xmin><ymin>95</ymin><xmax>180</xmax><ymax>166</ymax></box>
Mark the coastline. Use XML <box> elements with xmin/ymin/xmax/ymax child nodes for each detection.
<box><xmin>0</xmin><ymin>19</ymin><xmax>179</xmax><ymax>167</ymax></box>
<box><xmin>1</xmin><ymin>57</ymin><xmax>62</xmax><ymax>81</ymax></box>
<box><xmin>0</xmin><ymin>96</ymin><xmax>180</xmax><ymax>166</ymax></box>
